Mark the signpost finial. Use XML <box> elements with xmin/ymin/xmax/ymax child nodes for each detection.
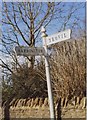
<box><xmin>41</xmin><ymin>26</ymin><xmax>46</xmax><ymax>33</ymax></box>
<box><xmin>41</xmin><ymin>26</ymin><xmax>47</xmax><ymax>38</ymax></box>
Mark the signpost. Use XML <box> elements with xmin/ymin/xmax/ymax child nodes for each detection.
<box><xmin>15</xmin><ymin>26</ymin><xmax>71</xmax><ymax>120</ymax></box>
<box><xmin>41</xmin><ymin>27</ymin><xmax>71</xmax><ymax>120</ymax></box>
<box><xmin>41</xmin><ymin>27</ymin><xmax>55</xmax><ymax>120</ymax></box>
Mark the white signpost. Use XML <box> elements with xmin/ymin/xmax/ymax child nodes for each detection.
<box><xmin>41</xmin><ymin>26</ymin><xmax>71</xmax><ymax>120</ymax></box>
<box><xmin>15</xmin><ymin>26</ymin><xmax>71</xmax><ymax>120</ymax></box>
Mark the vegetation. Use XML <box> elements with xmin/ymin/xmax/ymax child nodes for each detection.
<box><xmin>50</xmin><ymin>39</ymin><xmax>86</xmax><ymax>99</ymax></box>
<box><xmin>2</xmin><ymin>39</ymin><xmax>86</xmax><ymax>103</ymax></box>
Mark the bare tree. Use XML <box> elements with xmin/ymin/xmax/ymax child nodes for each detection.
<box><xmin>1</xmin><ymin>2</ymin><xmax>85</xmax><ymax>71</ymax></box>
<box><xmin>1</xmin><ymin>2</ymin><xmax>56</xmax><ymax>69</ymax></box>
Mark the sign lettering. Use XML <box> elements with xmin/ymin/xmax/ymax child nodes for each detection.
<box><xmin>15</xmin><ymin>47</ymin><xmax>45</xmax><ymax>56</ymax></box>
<box><xmin>45</xmin><ymin>29</ymin><xmax>71</xmax><ymax>46</ymax></box>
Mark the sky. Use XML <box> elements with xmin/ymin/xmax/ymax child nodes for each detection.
<box><xmin>2</xmin><ymin>2</ymin><xmax>85</xmax><ymax>44</ymax></box>
<box><xmin>0</xmin><ymin>1</ymin><xmax>86</xmax><ymax>66</ymax></box>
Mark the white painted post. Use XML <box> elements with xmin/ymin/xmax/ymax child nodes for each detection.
<box><xmin>41</xmin><ymin>26</ymin><xmax>55</xmax><ymax>120</ymax></box>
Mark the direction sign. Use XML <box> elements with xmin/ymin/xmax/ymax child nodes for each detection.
<box><xmin>45</xmin><ymin>29</ymin><xmax>71</xmax><ymax>46</ymax></box>
<box><xmin>15</xmin><ymin>46</ymin><xmax>45</xmax><ymax>56</ymax></box>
